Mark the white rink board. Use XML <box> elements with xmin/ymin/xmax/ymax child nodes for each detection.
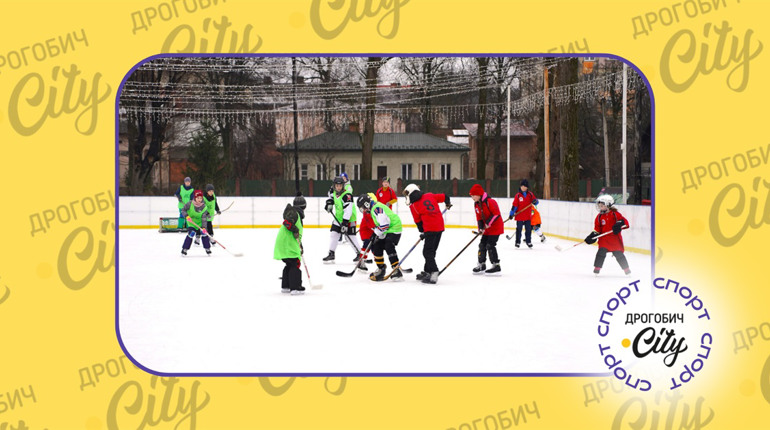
<box><xmin>119</xmin><ymin>196</ymin><xmax>652</xmax><ymax>251</ymax></box>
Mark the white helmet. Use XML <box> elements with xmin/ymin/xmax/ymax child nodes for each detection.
<box><xmin>595</xmin><ymin>194</ymin><xmax>614</xmax><ymax>212</ymax></box>
<box><xmin>402</xmin><ymin>183</ymin><xmax>420</xmax><ymax>206</ymax></box>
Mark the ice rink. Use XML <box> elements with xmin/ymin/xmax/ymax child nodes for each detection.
<box><xmin>118</xmin><ymin>226</ymin><xmax>651</xmax><ymax>375</ymax></box>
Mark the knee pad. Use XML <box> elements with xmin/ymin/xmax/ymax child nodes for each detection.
<box><xmin>485</xmin><ymin>242</ymin><xmax>496</xmax><ymax>251</ymax></box>
<box><xmin>187</xmin><ymin>230</ymin><xmax>196</xmax><ymax>238</ymax></box>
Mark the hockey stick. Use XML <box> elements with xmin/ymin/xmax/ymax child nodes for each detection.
<box><xmin>218</xmin><ymin>201</ymin><xmax>234</xmax><ymax>213</ymax></box>
<box><xmin>555</xmin><ymin>226</ymin><xmax>628</xmax><ymax>252</ymax></box>
<box><xmin>186</xmin><ymin>218</ymin><xmax>243</xmax><ymax>257</ymax></box>
<box><xmin>504</xmin><ymin>203</ymin><xmax>535</xmax><ymax>240</ymax></box>
<box><xmin>336</xmin><ymin>237</ymin><xmax>376</xmax><ymax>278</ymax></box>
<box><xmin>297</xmin><ymin>238</ymin><xmax>323</xmax><ymax>290</ymax></box>
<box><xmin>438</xmin><ymin>231</ymin><xmax>483</xmax><ymax>276</ymax></box>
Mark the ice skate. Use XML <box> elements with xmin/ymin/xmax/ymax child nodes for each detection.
<box><xmin>181</xmin><ymin>248</ymin><xmax>188</xmax><ymax>256</ymax></box>
<box><xmin>205</xmin><ymin>248</ymin><xmax>212</xmax><ymax>256</ymax></box>
<box><xmin>540</xmin><ymin>234</ymin><xmax>546</xmax><ymax>243</ymax></box>
<box><xmin>485</xmin><ymin>263</ymin><xmax>501</xmax><ymax>276</ymax></box>
<box><xmin>356</xmin><ymin>260</ymin><xmax>368</xmax><ymax>272</ymax></box>
<box><xmin>194</xmin><ymin>235</ymin><xmax>201</xmax><ymax>246</ymax></box>
<box><xmin>390</xmin><ymin>268</ymin><xmax>404</xmax><ymax>282</ymax></box>
<box><xmin>322</xmin><ymin>251</ymin><xmax>335</xmax><ymax>264</ymax></box>
<box><xmin>594</xmin><ymin>267</ymin><xmax>601</xmax><ymax>277</ymax></box>
<box><xmin>421</xmin><ymin>271</ymin><xmax>438</xmax><ymax>284</ymax></box>
<box><xmin>416</xmin><ymin>271</ymin><xmax>428</xmax><ymax>281</ymax></box>
<box><xmin>472</xmin><ymin>262</ymin><xmax>486</xmax><ymax>275</ymax></box>
<box><xmin>290</xmin><ymin>286</ymin><xmax>306</xmax><ymax>295</ymax></box>
<box><xmin>281</xmin><ymin>288</ymin><xmax>291</xmax><ymax>294</ymax></box>
<box><xmin>369</xmin><ymin>267</ymin><xmax>385</xmax><ymax>282</ymax></box>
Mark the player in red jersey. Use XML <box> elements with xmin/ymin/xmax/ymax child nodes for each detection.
<box><xmin>403</xmin><ymin>183</ymin><xmax>452</xmax><ymax>284</ymax></box>
<box><xmin>584</xmin><ymin>194</ymin><xmax>631</xmax><ymax>276</ymax></box>
<box><xmin>375</xmin><ymin>176</ymin><xmax>398</xmax><ymax>209</ymax></box>
<box><xmin>469</xmin><ymin>184</ymin><xmax>504</xmax><ymax>275</ymax></box>
<box><xmin>508</xmin><ymin>179</ymin><xmax>539</xmax><ymax>248</ymax></box>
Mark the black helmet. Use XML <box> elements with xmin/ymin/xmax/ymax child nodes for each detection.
<box><xmin>356</xmin><ymin>194</ymin><xmax>372</xmax><ymax>211</ymax></box>
<box><xmin>205</xmin><ymin>184</ymin><xmax>215</xmax><ymax>192</ymax></box>
<box><xmin>333</xmin><ymin>176</ymin><xmax>345</xmax><ymax>185</ymax></box>
<box><xmin>293</xmin><ymin>194</ymin><xmax>307</xmax><ymax>210</ymax></box>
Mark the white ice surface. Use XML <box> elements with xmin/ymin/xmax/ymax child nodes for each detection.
<box><xmin>118</xmin><ymin>227</ymin><xmax>651</xmax><ymax>374</ymax></box>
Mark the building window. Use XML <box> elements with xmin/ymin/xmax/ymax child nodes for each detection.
<box><xmin>335</xmin><ymin>163</ymin><xmax>346</xmax><ymax>177</ymax></box>
<box><xmin>353</xmin><ymin>164</ymin><xmax>361</xmax><ymax>180</ymax></box>
<box><xmin>300</xmin><ymin>164</ymin><xmax>308</xmax><ymax>180</ymax></box>
<box><xmin>316</xmin><ymin>164</ymin><xmax>327</xmax><ymax>180</ymax></box>
<box><xmin>440</xmin><ymin>163</ymin><xmax>451</xmax><ymax>180</ymax></box>
<box><xmin>401</xmin><ymin>163</ymin><xmax>412</xmax><ymax>181</ymax></box>
<box><xmin>420</xmin><ymin>164</ymin><xmax>432</xmax><ymax>180</ymax></box>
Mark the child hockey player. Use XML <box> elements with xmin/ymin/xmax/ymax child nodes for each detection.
<box><xmin>375</xmin><ymin>176</ymin><xmax>398</xmax><ymax>209</ymax></box>
<box><xmin>357</xmin><ymin>194</ymin><xmax>404</xmax><ymax>282</ymax></box>
<box><xmin>180</xmin><ymin>190</ymin><xmax>211</xmax><ymax>256</ymax></box>
<box><xmin>322</xmin><ymin>176</ymin><xmax>362</xmax><ymax>263</ymax></box>
<box><xmin>340</xmin><ymin>172</ymin><xmax>353</xmax><ymax>194</ymax></box>
<box><xmin>531</xmin><ymin>205</ymin><xmax>546</xmax><ymax>243</ymax></box>
<box><xmin>403</xmin><ymin>183</ymin><xmax>452</xmax><ymax>284</ymax></box>
<box><xmin>584</xmin><ymin>194</ymin><xmax>631</xmax><ymax>276</ymax></box>
<box><xmin>175</xmin><ymin>176</ymin><xmax>194</xmax><ymax>228</ymax></box>
<box><xmin>469</xmin><ymin>184</ymin><xmax>503</xmax><ymax>275</ymax></box>
<box><xmin>356</xmin><ymin>193</ymin><xmax>377</xmax><ymax>269</ymax></box>
<box><xmin>274</xmin><ymin>194</ymin><xmax>307</xmax><ymax>295</ymax></box>
<box><xmin>196</xmin><ymin>184</ymin><xmax>221</xmax><ymax>246</ymax></box>
<box><xmin>508</xmin><ymin>179</ymin><xmax>539</xmax><ymax>248</ymax></box>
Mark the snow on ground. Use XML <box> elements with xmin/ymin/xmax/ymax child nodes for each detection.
<box><xmin>118</xmin><ymin>226</ymin><xmax>651</xmax><ymax>374</ymax></box>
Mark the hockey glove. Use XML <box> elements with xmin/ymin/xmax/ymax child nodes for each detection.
<box><xmin>612</xmin><ymin>220</ymin><xmax>625</xmax><ymax>234</ymax></box>
<box><xmin>419</xmin><ymin>233</ymin><xmax>426</xmax><ymax>240</ymax></box>
<box><xmin>216</xmin><ymin>210</ymin><xmax>221</xmax><ymax>215</ymax></box>
<box><xmin>340</xmin><ymin>220</ymin><xmax>349</xmax><ymax>235</ymax></box>
<box><xmin>445</xmin><ymin>203</ymin><xmax>453</xmax><ymax>210</ymax></box>
<box><xmin>186</xmin><ymin>216</ymin><xmax>192</xmax><ymax>223</ymax></box>
<box><xmin>584</xmin><ymin>231</ymin><xmax>599</xmax><ymax>244</ymax></box>
<box><xmin>375</xmin><ymin>229</ymin><xmax>386</xmax><ymax>240</ymax></box>
<box><xmin>508</xmin><ymin>209</ymin><xmax>515</xmax><ymax>221</ymax></box>
<box><xmin>324</xmin><ymin>198</ymin><xmax>334</xmax><ymax>214</ymax></box>
<box><xmin>201</xmin><ymin>228</ymin><xmax>208</xmax><ymax>236</ymax></box>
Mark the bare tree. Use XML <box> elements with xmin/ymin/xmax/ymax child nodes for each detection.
<box><xmin>123</xmin><ymin>59</ymin><xmax>188</xmax><ymax>195</ymax></box>
<box><xmin>398</xmin><ymin>57</ymin><xmax>450</xmax><ymax>133</ymax></box>
<box><xmin>558</xmin><ymin>58</ymin><xmax>580</xmax><ymax>201</ymax></box>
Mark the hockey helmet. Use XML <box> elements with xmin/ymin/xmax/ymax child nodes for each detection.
<box><xmin>293</xmin><ymin>194</ymin><xmax>307</xmax><ymax>210</ymax></box>
<box><xmin>340</xmin><ymin>172</ymin><xmax>349</xmax><ymax>182</ymax></box>
<box><xmin>333</xmin><ymin>176</ymin><xmax>345</xmax><ymax>185</ymax></box>
<box><xmin>402</xmin><ymin>183</ymin><xmax>421</xmax><ymax>206</ymax></box>
<box><xmin>595</xmin><ymin>194</ymin><xmax>614</xmax><ymax>212</ymax></box>
<box><xmin>357</xmin><ymin>194</ymin><xmax>373</xmax><ymax>211</ymax></box>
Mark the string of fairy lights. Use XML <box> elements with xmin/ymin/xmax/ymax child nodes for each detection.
<box><xmin>119</xmin><ymin>57</ymin><xmax>645</xmax><ymax>123</ymax></box>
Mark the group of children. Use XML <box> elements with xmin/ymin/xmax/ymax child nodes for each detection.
<box><xmin>274</xmin><ymin>174</ymin><xmax>632</xmax><ymax>294</ymax></box>
<box><xmin>175</xmin><ymin>177</ymin><xmax>221</xmax><ymax>256</ymax></box>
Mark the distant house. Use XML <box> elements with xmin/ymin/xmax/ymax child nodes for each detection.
<box><xmin>463</xmin><ymin>122</ymin><xmax>537</xmax><ymax>180</ymax></box>
<box><xmin>277</xmin><ymin>131</ymin><xmax>469</xmax><ymax>182</ymax></box>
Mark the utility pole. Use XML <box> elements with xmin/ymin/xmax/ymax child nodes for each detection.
<box><xmin>544</xmin><ymin>65</ymin><xmax>550</xmax><ymax>199</ymax></box>
<box><xmin>292</xmin><ymin>57</ymin><xmax>300</xmax><ymax>195</ymax></box>
<box><xmin>506</xmin><ymin>84</ymin><xmax>511</xmax><ymax>198</ymax></box>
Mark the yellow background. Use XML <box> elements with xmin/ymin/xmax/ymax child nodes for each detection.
<box><xmin>1</xmin><ymin>0</ymin><xmax>769</xmax><ymax>428</ymax></box>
